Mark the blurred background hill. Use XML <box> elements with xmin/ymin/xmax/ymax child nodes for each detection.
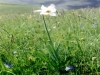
<box><xmin>0</xmin><ymin>0</ymin><xmax>99</xmax><ymax>9</ymax></box>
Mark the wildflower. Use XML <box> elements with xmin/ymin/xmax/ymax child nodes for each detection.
<box><xmin>13</xmin><ymin>50</ymin><xmax>17</xmax><ymax>54</ymax></box>
<box><xmin>34</xmin><ymin>4</ymin><xmax>56</xmax><ymax>16</ymax></box>
<box><xmin>78</xmin><ymin>24</ymin><xmax>84</xmax><ymax>27</ymax></box>
<box><xmin>4</xmin><ymin>62</ymin><xmax>13</xmax><ymax>68</ymax></box>
<box><xmin>92</xmin><ymin>22</ymin><xmax>98</xmax><ymax>26</ymax></box>
<box><xmin>92</xmin><ymin>57</ymin><xmax>97</xmax><ymax>61</ymax></box>
<box><xmin>53</xmin><ymin>26</ymin><xmax>56</xmax><ymax>28</ymax></box>
<box><xmin>65</xmin><ymin>65</ymin><xmax>75</xmax><ymax>71</ymax></box>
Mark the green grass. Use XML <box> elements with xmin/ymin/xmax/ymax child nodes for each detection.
<box><xmin>0</xmin><ymin>3</ymin><xmax>34</xmax><ymax>15</ymax></box>
<box><xmin>0</xmin><ymin>3</ymin><xmax>100</xmax><ymax>75</ymax></box>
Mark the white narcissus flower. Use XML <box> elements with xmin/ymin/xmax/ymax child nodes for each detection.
<box><xmin>34</xmin><ymin>4</ymin><xmax>56</xmax><ymax>16</ymax></box>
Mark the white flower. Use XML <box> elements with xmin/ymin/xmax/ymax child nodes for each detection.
<box><xmin>92</xmin><ymin>57</ymin><xmax>97</xmax><ymax>61</ymax></box>
<box><xmin>13</xmin><ymin>50</ymin><xmax>17</xmax><ymax>54</ymax></box>
<box><xmin>4</xmin><ymin>62</ymin><xmax>13</xmax><ymax>68</ymax></box>
<box><xmin>65</xmin><ymin>66</ymin><xmax>71</xmax><ymax>71</ymax></box>
<box><xmin>53</xmin><ymin>26</ymin><xmax>56</xmax><ymax>28</ymax></box>
<box><xmin>65</xmin><ymin>65</ymin><xmax>75</xmax><ymax>71</ymax></box>
<box><xmin>34</xmin><ymin>4</ymin><xmax>56</xmax><ymax>16</ymax></box>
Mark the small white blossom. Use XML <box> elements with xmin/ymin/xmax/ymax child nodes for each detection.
<box><xmin>13</xmin><ymin>51</ymin><xmax>17</xmax><ymax>54</ymax></box>
<box><xmin>4</xmin><ymin>62</ymin><xmax>13</xmax><ymax>68</ymax></box>
<box><xmin>65</xmin><ymin>66</ymin><xmax>71</xmax><ymax>71</ymax></box>
<box><xmin>34</xmin><ymin>4</ymin><xmax>56</xmax><ymax>16</ymax></box>
<box><xmin>53</xmin><ymin>26</ymin><xmax>56</xmax><ymax>28</ymax></box>
<box><xmin>92</xmin><ymin>57</ymin><xmax>97</xmax><ymax>61</ymax></box>
<box><xmin>65</xmin><ymin>65</ymin><xmax>75</xmax><ymax>71</ymax></box>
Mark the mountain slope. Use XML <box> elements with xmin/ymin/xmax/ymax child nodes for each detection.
<box><xmin>0</xmin><ymin>0</ymin><xmax>27</xmax><ymax>4</ymax></box>
<box><xmin>0</xmin><ymin>3</ymin><xmax>33</xmax><ymax>15</ymax></box>
<box><xmin>0</xmin><ymin>0</ymin><xmax>98</xmax><ymax>9</ymax></box>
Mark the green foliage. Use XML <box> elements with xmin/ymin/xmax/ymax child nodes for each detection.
<box><xmin>0</xmin><ymin>4</ymin><xmax>100</xmax><ymax>74</ymax></box>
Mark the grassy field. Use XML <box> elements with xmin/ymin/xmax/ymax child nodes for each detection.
<box><xmin>0</xmin><ymin>3</ymin><xmax>34</xmax><ymax>15</ymax></box>
<box><xmin>0</xmin><ymin>3</ymin><xmax>100</xmax><ymax>75</ymax></box>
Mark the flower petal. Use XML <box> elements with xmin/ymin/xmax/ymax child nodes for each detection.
<box><xmin>49</xmin><ymin>12</ymin><xmax>56</xmax><ymax>16</ymax></box>
<box><xmin>41</xmin><ymin>5</ymin><xmax>47</xmax><ymax>10</ymax></box>
<box><xmin>40</xmin><ymin>11</ymin><xmax>48</xmax><ymax>15</ymax></box>
<box><xmin>48</xmin><ymin>4</ymin><xmax>55</xmax><ymax>9</ymax></box>
<box><xmin>48</xmin><ymin>4</ymin><xmax>56</xmax><ymax>12</ymax></box>
<box><xmin>65</xmin><ymin>65</ymin><xmax>75</xmax><ymax>71</ymax></box>
<box><xmin>34</xmin><ymin>10</ymin><xmax>42</xmax><ymax>12</ymax></box>
<box><xmin>65</xmin><ymin>67</ymin><xmax>71</xmax><ymax>71</ymax></box>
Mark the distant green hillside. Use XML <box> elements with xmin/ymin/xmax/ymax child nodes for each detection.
<box><xmin>0</xmin><ymin>3</ymin><xmax>34</xmax><ymax>15</ymax></box>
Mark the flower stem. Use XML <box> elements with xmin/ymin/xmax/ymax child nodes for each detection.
<box><xmin>42</xmin><ymin>15</ymin><xmax>60</xmax><ymax>67</ymax></box>
<box><xmin>42</xmin><ymin>15</ymin><xmax>55</xmax><ymax>50</ymax></box>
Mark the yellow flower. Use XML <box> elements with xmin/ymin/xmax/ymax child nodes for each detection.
<box><xmin>34</xmin><ymin>4</ymin><xmax>56</xmax><ymax>16</ymax></box>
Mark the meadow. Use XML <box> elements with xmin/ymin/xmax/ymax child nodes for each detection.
<box><xmin>0</xmin><ymin>3</ymin><xmax>100</xmax><ymax>75</ymax></box>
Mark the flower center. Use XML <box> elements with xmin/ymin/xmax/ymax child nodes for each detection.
<box><xmin>46</xmin><ymin>10</ymin><xmax>51</xmax><ymax>13</ymax></box>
